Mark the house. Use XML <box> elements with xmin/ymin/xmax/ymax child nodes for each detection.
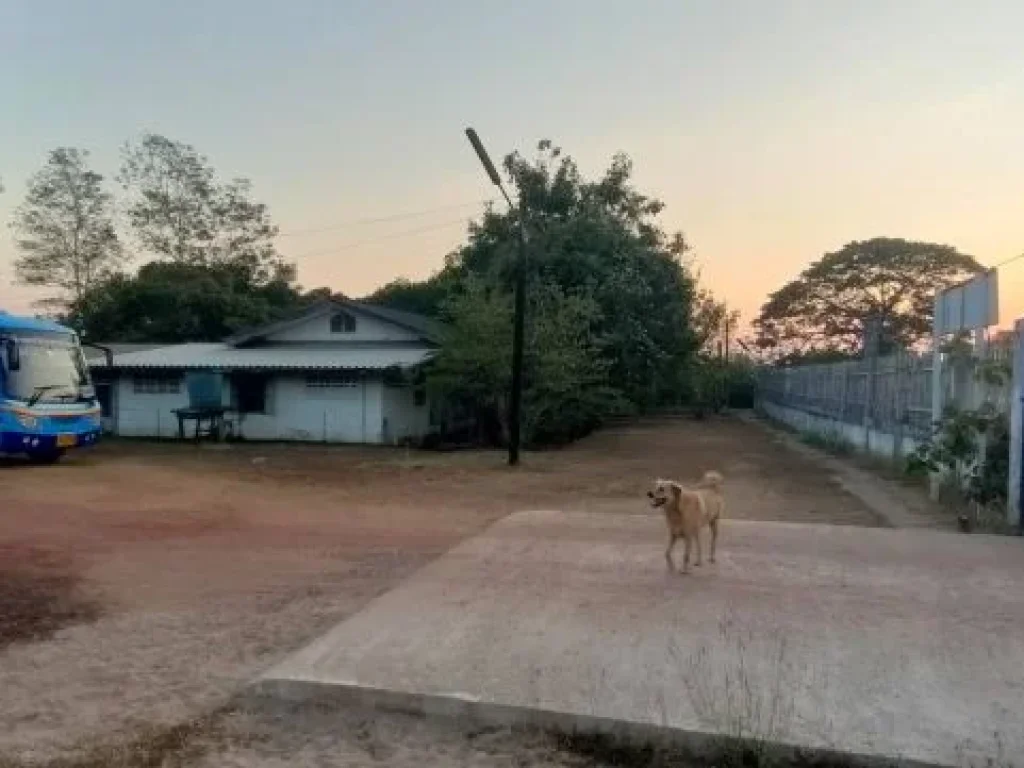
<box><xmin>86</xmin><ymin>300</ymin><xmax>441</xmax><ymax>443</ymax></box>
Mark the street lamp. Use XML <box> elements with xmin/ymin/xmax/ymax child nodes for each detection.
<box><xmin>464</xmin><ymin>127</ymin><xmax>527</xmax><ymax>466</ymax></box>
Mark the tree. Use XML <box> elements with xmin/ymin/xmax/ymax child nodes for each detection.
<box><xmin>692</xmin><ymin>286</ymin><xmax>740</xmax><ymax>355</ymax></box>
<box><xmin>754</xmin><ymin>238</ymin><xmax>983</xmax><ymax>360</ymax></box>
<box><xmin>446</xmin><ymin>141</ymin><xmax>698</xmax><ymax>410</ymax></box>
<box><xmin>118</xmin><ymin>133</ymin><xmax>291</xmax><ymax>284</ymax></box>
<box><xmin>428</xmin><ymin>276</ymin><xmax>620</xmax><ymax>446</ymax></box>
<box><xmin>11</xmin><ymin>148</ymin><xmax>125</xmax><ymax>309</ymax></box>
<box><xmin>367</xmin><ymin>140</ymin><xmax>701</xmax><ymax>444</ymax></box>
<box><xmin>69</xmin><ymin>261</ymin><xmax>304</xmax><ymax>343</ymax></box>
<box><xmin>364</xmin><ymin>268</ymin><xmax>460</xmax><ymax>317</ymax></box>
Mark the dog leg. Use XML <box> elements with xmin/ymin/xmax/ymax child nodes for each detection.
<box><xmin>709</xmin><ymin>519</ymin><xmax>718</xmax><ymax>564</ymax></box>
<box><xmin>682</xmin><ymin>535</ymin><xmax>692</xmax><ymax>574</ymax></box>
<box><xmin>693</xmin><ymin>529</ymin><xmax>703</xmax><ymax>567</ymax></box>
<box><xmin>665</xmin><ymin>535</ymin><xmax>677</xmax><ymax>572</ymax></box>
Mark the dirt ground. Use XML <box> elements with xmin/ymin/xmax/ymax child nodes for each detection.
<box><xmin>0</xmin><ymin>415</ymin><xmax>897</xmax><ymax>766</ymax></box>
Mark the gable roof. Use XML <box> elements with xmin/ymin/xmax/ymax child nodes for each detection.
<box><xmin>224</xmin><ymin>299</ymin><xmax>443</xmax><ymax>346</ymax></box>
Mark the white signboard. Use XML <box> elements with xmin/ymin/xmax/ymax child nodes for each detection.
<box><xmin>934</xmin><ymin>269</ymin><xmax>999</xmax><ymax>333</ymax></box>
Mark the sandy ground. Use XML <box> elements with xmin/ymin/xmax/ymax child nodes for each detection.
<box><xmin>0</xmin><ymin>415</ymin><xmax>919</xmax><ymax>766</ymax></box>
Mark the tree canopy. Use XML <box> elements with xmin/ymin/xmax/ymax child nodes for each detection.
<box><xmin>428</xmin><ymin>276</ymin><xmax>621</xmax><ymax>445</ymax></box>
<box><xmin>11</xmin><ymin>148</ymin><xmax>126</xmax><ymax>309</ymax></box>
<box><xmin>371</xmin><ymin>140</ymin><xmax>701</xmax><ymax>443</ymax></box>
<box><xmin>69</xmin><ymin>261</ymin><xmax>306</xmax><ymax>343</ymax></box>
<box><xmin>366</xmin><ymin>271</ymin><xmax>460</xmax><ymax>318</ymax></box>
<box><xmin>118</xmin><ymin>133</ymin><xmax>291</xmax><ymax>285</ymax></box>
<box><xmin>2</xmin><ymin>132</ymin><xmax>308</xmax><ymax>339</ymax></box>
<box><xmin>753</xmin><ymin>237</ymin><xmax>983</xmax><ymax>360</ymax></box>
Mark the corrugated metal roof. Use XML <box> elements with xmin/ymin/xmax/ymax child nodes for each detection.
<box><xmin>82</xmin><ymin>343</ymin><xmax>168</xmax><ymax>362</ymax></box>
<box><xmin>88</xmin><ymin>343</ymin><xmax>434</xmax><ymax>370</ymax></box>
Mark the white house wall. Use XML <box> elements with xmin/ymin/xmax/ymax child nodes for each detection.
<box><xmin>380</xmin><ymin>384</ymin><xmax>430</xmax><ymax>444</ymax></box>
<box><xmin>266</xmin><ymin>311</ymin><xmax>420</xmax><ymax>343</ymax></box>
<box><xmin>109</xmin><ymin>372</ymin><xmax>434</xmax><ymax>445</ymax></box>
<box><xmin>231</xmin><ymin>375</ymin><xmax>386</xmax><ymax>443</ymax></box>
<box><xmin>114</xmin><ymin>377</ymin><xmax>190</xmax><ymax>438</ymax></box>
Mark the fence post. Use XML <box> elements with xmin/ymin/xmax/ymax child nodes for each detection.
<box><xmin>892</xmin><ymin>352</ymin><xmax>905</xmax><ymax>462</ymax></box>
<box><xmin>929</xmin><ymin>302</ymin><xmax>944</xmax><ymax>501</ymax></box>
<box><xmin>838</xmin><ymin>363</ymin><xmax>849</xmax><ymax>426</ymax></box>
<box><xmin>973</xmin><ymin>329</ymin><xmax>990</xmax><ymax>478</ymax></box>
<box><xmin>863</xmin><ymin>322</ymin><xmax>880</xmax><ymax>453</ymax></box>
<box><xmin>835</xmin><ymin>362</ymin><xmax>843</xmax><ymax>423</ymax></box>
<box><xmin>1009</xmin><ymin>319</ymin><xmax>1023</xmax><ymax>529</ymax></box>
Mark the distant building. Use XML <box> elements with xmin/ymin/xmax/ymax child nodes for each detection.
<box><xmin>85</xmin><ymin>300</ymin><xmax>440</xmax><ymax>443</ymax></box>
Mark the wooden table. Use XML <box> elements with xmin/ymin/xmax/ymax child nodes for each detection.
<box><xmin>172</xmin><ymin>406</ymin><xmax>228</xmax><ymax>442</ymax></box>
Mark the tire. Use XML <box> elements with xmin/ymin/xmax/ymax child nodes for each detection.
<box><xmin>28</xmin><ymin>450</ymin><xmax>64</xmax><ymax>465</ymax></box>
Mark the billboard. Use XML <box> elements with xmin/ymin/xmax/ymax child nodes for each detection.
<box><xmin>934</xmin><ymin>269</ymin><xmax>999</xmax><ymax>334</ymax></box>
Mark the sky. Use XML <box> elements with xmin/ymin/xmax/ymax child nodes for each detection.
<box><xmin>2</xmin><ymin>0</ymin><xmax>1022</xmax><ymax>331</ymax></box>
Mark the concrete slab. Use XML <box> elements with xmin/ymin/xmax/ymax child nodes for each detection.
<box><xmin>255</xmin><ymin>512</ymin><xmax>1024</xmax><ymax>766</ymax></box>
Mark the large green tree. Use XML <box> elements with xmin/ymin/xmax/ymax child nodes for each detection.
<box><xmin>68</xmin><ymin>134</ymin><xmax>306</xmax><ymax>341</ymax></box>
<box><xmin>374</xmin><ymin>141</ymin><xmax>698</xmax><ymax>414</ymax></box>
<box><xmin>459</xmin><ymin>144</ymin><xmax>696</xmax><ymax>409</ymax></box>
<box><xmin>754</xmin><ymin>238</ymin><xmax>983</xmax><ymax>360</ymax></box>
<box><xmin>118</xmin><ymin>133</ymin><xmax>291</xmax><ymax>284</ymax></box>
<box><xmin>69</xmin><ymin>261</ymin><xmax>304</xmax><ymax>343</ymax></box>
<box><xmin>11</xmin><ymin>148</ymin><xmax>126</xmax><ymax>309</ymax></box>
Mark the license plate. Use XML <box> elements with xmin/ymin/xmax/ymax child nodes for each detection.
<box><xmin>56</xmin><ymin>434</ymin><xmax>77</xmax><ymax>448</ymax></box>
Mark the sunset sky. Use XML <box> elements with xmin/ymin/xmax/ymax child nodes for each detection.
<box><xmin>2</xmin><ymin>0</ymin><xmax>1022</xmax><ymax>330</ymax></box>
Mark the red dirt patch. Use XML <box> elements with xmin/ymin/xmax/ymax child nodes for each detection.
<box><xmin>0</xmin><ymin>544</ymin><xmax>100</xmax><ymax>650</ymax></box>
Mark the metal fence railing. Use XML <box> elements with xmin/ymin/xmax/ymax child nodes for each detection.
<box><xmin>758</xmin><ymin>335</ymin><xmax>1015</xmax><ymax>444</ymax></box>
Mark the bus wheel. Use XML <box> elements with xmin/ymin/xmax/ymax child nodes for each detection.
<box><xmin>28</xmin><ymin>450</ymin><xmax>64</xmax><ymax>465</ymax></box>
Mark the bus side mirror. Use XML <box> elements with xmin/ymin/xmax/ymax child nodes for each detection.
<box><xmin>4</xmin><ymin>338</ymin><xmax>19</xmax><ymax>371</ymax></box>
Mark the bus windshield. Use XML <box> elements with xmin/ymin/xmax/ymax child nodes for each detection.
<box><xmin>3</xmin><ymin>335</ymin><xmax>93</xmax><ymax>404</ymax></box>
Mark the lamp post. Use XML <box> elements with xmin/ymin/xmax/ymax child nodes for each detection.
<box><xmin>464</xmin><ymin>127</ymin><xmax>526</xmax><ymax>466</ymax></box>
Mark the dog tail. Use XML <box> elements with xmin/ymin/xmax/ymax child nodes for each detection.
<box><xmin>700</xmin><ymin>470</ymin><xmax>724</xmax><ymax>490</ymax></box>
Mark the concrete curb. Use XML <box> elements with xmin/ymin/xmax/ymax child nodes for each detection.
<box><xmin>238</xmin><ymin>678</ymin><xmax>939</xmax><ymax>768</ymax></box>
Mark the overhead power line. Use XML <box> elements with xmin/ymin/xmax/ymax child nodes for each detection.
<box><xmin>991</xmin><ymin>251</ymin><xmax>1024</xmax><ymax>269</ymax></box>
<box><xmin>289</xmin><ymin>216</ymin><xmax>472</xmax><ymax>259</ymax></box>
<box><xmin>277</xmin><ymin>199</ymin><xmax>493</xmax><ymax>238</ymax></box>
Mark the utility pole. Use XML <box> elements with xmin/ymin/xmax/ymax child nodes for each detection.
<box><xmin>465</xmin><ymin>128</ymin><xmax>526</xmax><ymax>466</ymax></box>
<box><xmin>723</xmin><ymin>305</ymin><xmax>731</xmax><ymax>363</ymax></box>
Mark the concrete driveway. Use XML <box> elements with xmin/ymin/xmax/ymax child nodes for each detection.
<box><xmin>256</xmin><ymin>510</ymin><xmax>1024</xmax><ymax>767</ymax></box>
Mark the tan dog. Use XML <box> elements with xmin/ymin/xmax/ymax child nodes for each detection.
<box><xmin>647</xmin><ymin>471</ymin><xmax>724</xmax><ymax>574</ymax></box>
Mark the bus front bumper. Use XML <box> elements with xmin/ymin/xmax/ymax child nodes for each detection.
<box><xmin>0</xmin><ymin>430</ymin><xmax>102</xmax><ymax>454</ymax></box>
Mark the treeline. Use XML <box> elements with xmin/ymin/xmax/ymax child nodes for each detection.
<box><xmin>10</xmin><ymin>136</ymin><xmax>318</xmax><ymax>342</ymax></box>
<box><xmin>9</xmin><ymin>136</ymin><xmax>739</xmax><ymax>446</ymax></box>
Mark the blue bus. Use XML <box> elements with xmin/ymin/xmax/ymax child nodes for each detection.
<box><xmin>0</xmin><ymin>310</ymin><xmax>101</xmax><ymax>463</ymax></box>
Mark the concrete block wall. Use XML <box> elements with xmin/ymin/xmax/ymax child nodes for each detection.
<box><xmin>1009</xmin><ymin>319</ymin><xmax>1023</xmax><ymax>527</ymax></box>
<box><xmin>759</xmin><ymin>400</ymin><xmax>920</xmax><ymax>461</ymax></box>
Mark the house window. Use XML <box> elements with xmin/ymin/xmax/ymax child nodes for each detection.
<box><xmin>330</xmin><ymin>311</ymin><xmax>357</xmax><ymax>333</ymax></box>
<box><xmin>305</xmin><ymin>371</ymin><xmax>359</xmax><ymax>389</ymax></box>
<box><xmin>414</xmin><ymin>388</ymin><xmax>426</xmax><ymax>407</ymax></box>
<box><xmin>133</xmin><ymin>373</ymin><xmax>181</xmax><ymax>394</ymax></box>
<box><xmin>234</xmin><ymin>373</ymin><xmax>268</xmax><ymax>414</ymax></box>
